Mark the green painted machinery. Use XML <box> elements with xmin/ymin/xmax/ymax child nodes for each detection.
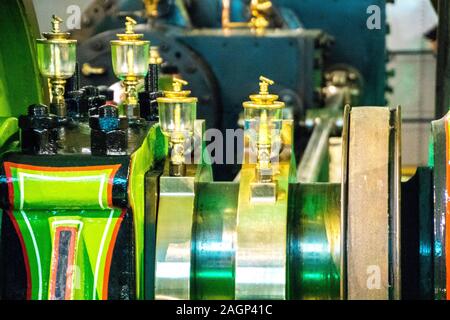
<box><xmin>0</xmin><ymin>124</ymin><xmax>166</xmax><ymax>299</ymax></box>
<box><xmin>0</xmin><ymin>5</ymin><xmax>168</xmax><ymax>300</ymax></box>
<box><xmin>0</xmin><ymin>0</ymin><xmax>442</xmax><ymax>302</ymax></box>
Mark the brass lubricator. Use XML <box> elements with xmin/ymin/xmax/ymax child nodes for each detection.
<box><xmin>111</xmin><ymin>17</ymin><xmax>150</xmax><ymax>118</ymax></box>
<box><xmin>143</xmin><ymin>0</ymin><xmax>160</xmax><ymax>18</ymax></box>
<box><xmin>222</xmin><ymin>0</ymin><xmax>272</xmax><ymax>34</ymax></box>
<box><xmin>157</xmin><ymin>78</ymin><xmax>198</xmax><ymax>176</ymax></box>
<box><xmin>36</xmin><ymin>15</ymin><xmax>77</xmax><ymax>117</ymax></box>
<box><xmin>243</xmin><ymin>76</ymin><xmax>284</xmax><ymax>184</ymax></box>
<box><xmin>249</xmin><ymin>0</ymin><xmax>272</xmax><ymax>34</ymax></box>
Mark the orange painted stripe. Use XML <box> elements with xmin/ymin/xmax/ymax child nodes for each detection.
<box><xmin>4</xmin><ymin>162</ymin><xmax>120</xmax><ymax>172</ymax></box>
<box><xmin>4</xmin><ymin>163</ymin><xmax>14</xmax><ymax>210</ymax></box>
<box><xmin>101</xmin><ymin>209</ymin><xmax>126</xmax><ymax>300</ymax></box>
<box><xmin>6</xmin><ymin>210</ymin><xmax>32</xmax><ymax>299</ymax></box>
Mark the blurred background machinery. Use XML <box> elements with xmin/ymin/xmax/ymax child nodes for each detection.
<box><xmin>33</xmin><ymin>0</ymin><xmax>388</xmax><ymax>180</ymax></box>
<box><xmin>31</xmin><ymin>0</ymin><xmax>439</xmax><ymax>174</ymax></box>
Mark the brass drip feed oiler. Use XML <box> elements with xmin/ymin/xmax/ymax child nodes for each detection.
<box><xmin>222</xmin><ymin>0</ymin><xmax>272</xmax><ymax>34</ymax></box>
<box><xmin>36</xmin><ymin>15</ymin><xmax>77</xmax><ymax>117</ymax></box>
<box><xmin>111</xmin><ymin>17</ymin><xmax>150</xmax><ymax>118</ymax></box>
<box><xmin>143</xmin><ymin>0</ymin><xmax>160</xmax><ymax>19</ymax></box>
<box><xmin>249</xmin><ymin>0</ymin><xmax>272</xmax><ymax>34</ymax></box>
<box><xmin>157</xmin><ymin>78</ymin><xmax>198</xmax><ymax>177</ymax></box>
<box><xmin>243</xmin><ymin>76</ymin><xmax>284</xmax><ymax>186</ymax></box>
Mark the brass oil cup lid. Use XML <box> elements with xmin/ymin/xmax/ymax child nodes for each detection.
<box><xmin>243</xmin><ymin>76</ymin><xmax>285</xmax><ymax>110</ymax></box>
<box><xmin>36</xmin><ymin>15</ymin><xmax>77</xmax><ymax>44</ymax></box>
<box><xmin>157</xmin><ymin>78</ymin><xmax>198</xmax><ymax>104</ymax></box>
<box><xmin>110</xmin><ymin>17</ymin><xmax>150</xmax><ymax>46</ymax></box>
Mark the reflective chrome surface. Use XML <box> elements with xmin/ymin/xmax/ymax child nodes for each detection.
<box><xmin>154</xmin><ymin>120</ymin><xmax>212</xmax><ymax>299</ymax></box>
<box><xmin>235</xmin><ymin>120</ymin><xmax>295</xmax><ymax>299</ymax></box>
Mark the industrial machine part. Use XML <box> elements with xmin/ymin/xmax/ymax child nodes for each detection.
<box><xmin>341</xmin><ymin>106</ymin><xmax>401</xmax><ymax>300</ymax></box>
<box><xmin>0</xmin><ymin>14</ymin><xmax>166</xmax><ymax>300</ymax></box>
<box><xmin>152</xmin><ymin>72</ymin><xmax>213</xmax><ymax>300</ymax></box>
<box><xmin>222</xmin><ymin>0</ymin><xmax>274</xmax><ymax>34</ymax></box>
<box><xmin>74</xmin><ymin>0</ymin><xmax>387</xmax><ymax>104</ymax></box>
<box><xmin>154</xmin><ymin>119</ymin><xmax>212</xmax><ymax>299</ymax></box>
<box><xmin>435</xmin><ymin>0</ymin><xmax>450</xmax><ymax>118</ymax></box>
<box><xmin>432</xmin><ymin>113</ymin><xmax>450</xmax><ymax>300</ymax></box>
<box><xmin>75</xmin><ymin>0</ymin><xmax>386</xmax><ymax>182</ymax></box>
<box><xmin>19</xmin><ymin>104</ymin><xmax>59</xmax><ymax>155</ymax></box>
<box><xmin>297</xmin><ymin>66</ymin><xmax>362</xmax><ymax>183</ymax></box>
<box><xmin>0</xmin><ymin>0</ymin><xmax>46</xmax><ymax>118</ymax></box>
<box><xmin>0</xmin><ymin>1</ymin><xmax>446</xmax><ymax>302</ymax></box>
<box><xmin>138</xmin><ymin>46</ymin><xmax>170</xmax><ymax>121</ymax></box>
<box><xmin>36</xmin><ymin>15</ymin><xmax>77</xmax><ymax>117</ymax></box>
<box><xmin>89</xmin><ymin>105</ymin><xmax>129</xmax><ymax>156</ymax></box>
<box><xmin>236</xmin><ymin>77</ymin><xmax>293</xmax><ymax>299</ymax></box>
<box><xmin>111</xmin><ymin>17</ymin><xmax>150</xmax><ymax>118</ymax></box>
<box><xmin>6</xmin><ymin>24</ymin><xmax>408</xmax><ymax>298</ymax></box>
<box><xmin>81</xmin><ymin>24</ymin><xmax>328</xmax><ymax>182</ymax></box>
<box><xmin>157</xmin><ymin>78</ymin><xmax>198</xmax><ymax>176</ymax></box>
<box><xmin>149</xmin><ymin>75</ymin><xmax>404</xmax><ymax>300</ymax></box>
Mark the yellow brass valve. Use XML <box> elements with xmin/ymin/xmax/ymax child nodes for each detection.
<box><xmin>243</xmin><ymin>76</ymin><xmax>284</xmax><ymax>182</ymax></box>
<box><xmin>143</xmin><ymin>0</ymin><xmax>160</xmax><ymax>18</ymax></box>
<box><xmin>36</xmin><ymin>15</ymin><xmax>77</xmax><ymax>117</ymax></box>
<box><xmin>111</xmin><ymin>17</ymin><xmax>150</xmax><ymax>117</ymax></box>
<box><xmin>157</xmin><ymin>78</ymin><xmax>198</xmax><ymax>176</ymax></box>
<box><xmin>250</xmin><ymin>0</ymin><xmax>272</xmax><ymax>34</ymax></box>
<box><xmin>222</xmin><ymin>0</ymin><xmax>272</xmax><ymax>34</ymax></box>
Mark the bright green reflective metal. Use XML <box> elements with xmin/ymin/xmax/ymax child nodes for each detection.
<box><xmin>192</xmin><ymin>182</ymin><xmax>238</xmax><ymax>300</ymax></box>
<box><xmin>0</xmin><ymin>117</ymin><xmax>19</xmax><ymax>153</ymax></box>
<box><xmin>0</xmin><ymin>0</ymin><xmax>45</xmax><ymax>117</ymax></box>
<box><xmin>288</xmin><ymin>183</ymin><xmax>340</xmax><ymax>300</ymax></box>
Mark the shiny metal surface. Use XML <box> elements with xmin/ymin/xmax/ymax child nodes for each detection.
<box><xmin>288</xmin><ymin>183</ymin><xmax>341</xmax><ymax>300</ymax></box>
<box><xmin>235</xmin><ymin>120</ymin><xmax>295</xmax><ymax>299</ymax></box>
<box><xmin>192</xmin><ymin>182</ymin><xmax>239</xmax><ymax>300</ymax></box>
<box><xmin>297</xmin><ymin>91</ymin><xmax>344</xmax><ymax>183</ymax></box>
<box><xmin>154</xmin><ymin>120</ymin><xmax>212</xmax><ymax>300</ymax></box>
<box><xmin>340</xmin><ymin>104</ymin><xmax>351</xmax><ymax>299</ymax></box>
<box><xmin>144</xmin><ymin>169</ymin><xmax>163</xmax><ymax>300</ymax></box>
<box><xmin>391</xmin><ymin>107</ymin><xmax>402</xmax><ymax>300</ymax></box>
<box><xmin>328</xmin><ymin>137</ymin><xmax>342</xmax><ymax>183</ymax></box>
<box><xmin>431</xmin><ymin>114</ymin><xmax>447</xmax><ymax>299</ymax></box>
<box><xmin>155</xmin><ymin>174</ymin><xmax>196</xmax><ymax>299</ymax></box>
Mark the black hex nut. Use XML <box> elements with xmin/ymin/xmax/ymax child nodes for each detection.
<box><xmin>66</xmin><ymin>86</ymin><xmax>107</xmax><ymax>119</ymax></box>
<box><xmin>82</xmin><ymin>85</ymin><xmax>99</xmax><ymax>97</ymax></box>
<box><xmin>87</xmin><ymin>94</ymin><xmax>107</xmax><ymax>117</ymax></box>
<box><xmin>89</xmin><ymin>105</ymin><xmax>128</xmax><ymax>156</ymax></box>
<box><xmin>139</xmin><ymin>90</ymin><xmax>162</xmax><ymax>121</ymax></box>
<box><xmin>97</xmin><ymin>85</ymin><xmax>115</xmax><ymax>102</ymax></box>
<box><xmin>19</xmin><ymin>104</ymin><xmax>58</xmax><ymax>155</ymax></box>
<box><xmin>139</xmin><ymin>64</ymin><xmax>161</xmax><ymax>121</ymax></box>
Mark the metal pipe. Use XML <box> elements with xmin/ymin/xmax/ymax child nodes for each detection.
<box><xmin>435</xmin><ymin>0</ymin><xmax>450</xmax><ymax>118</ymax></box>
<box><xmin>222</xmin><ymin>0</ymin><xmax>231</xmax><ymax>27</ymax></box>
<box><xmin>297</xmin><ymin>90</ymin><xmax>344</xmax><ymax>183</ymax></box>
<box><xmin>221</xmin><ymin>0</ymin><xmax>254</xmax><ymax>29</ymax></box>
